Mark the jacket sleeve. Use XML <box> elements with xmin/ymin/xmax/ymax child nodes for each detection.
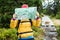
<box><xmin>32</xmin><ymin>12</ymin><xmax>41</xmax><ymax>27</ymax></box>
<box><xmin>10</xmin><ymin>19</ymin><xmax>18</xmax><ymax>29</ymax></box>
<box><xmin>32</xmin><ymin>18</ymin><xmax>41</xmax><ymax>27</ymax></box>
<box><xmin>36</xmin><ymin>18</ymin><xmax>41</xmax><ymax>27</ymax></box>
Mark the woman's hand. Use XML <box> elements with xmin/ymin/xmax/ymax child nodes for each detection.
<box><xmin>12</xmin><ymin>14</ymin><xmax>16</xmax><ymax>20</ymax></box>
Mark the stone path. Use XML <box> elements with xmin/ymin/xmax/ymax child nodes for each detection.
<box><xmin>41</xmin><ymin>16</ymin><xmax>58</xmax><ymax>40</ymax></box>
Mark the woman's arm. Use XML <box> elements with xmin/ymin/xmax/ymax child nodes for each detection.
<box><xmin>10</xmin><ymin>13</ymin><xmax>18</xmax><ymax>29</ymax></box>
<box><xmin>32</xmin><ymin>12</ymin><xmax>41</xmax><ymax>27</ymax></box>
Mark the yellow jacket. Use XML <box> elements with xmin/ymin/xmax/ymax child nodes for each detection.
<box><xmin>10</xmin><ymin>19</ymin><xmax>41</xmax><ymax>38</ymax></box>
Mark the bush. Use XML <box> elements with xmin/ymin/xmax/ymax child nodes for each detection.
<box><xmin>56</xmin><ymin>26</ymin><xmax>60</xmax><ymax>40</ymax></box>
<box><xmin>0</xmin><ymin>28</ymin><xmax>17</xmax><ymax>40</ymax></box>
<box><xmin>57</xmin><ymin>26</ymin><xmax>60</xmax><ymax>36</ymax></box>
<box><xmin>0</xmin><ymin>27</ymin><xmax>44</xmax><ymax>40</ymax></box>
<box><xmin>56</xmin><ymin>12</ymin><xmax>60</xmax><ymax>19</ymax></box>
<box><xmin>32</xmin><ymin>26</ymin><xmax>44</xmax><ymax>37</ymax></box>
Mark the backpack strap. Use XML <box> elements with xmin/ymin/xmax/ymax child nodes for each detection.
<box><xmin>17</xmin><ymin>20</ymin><xmax>21</xmax><ymax>27</ymax></box>
<box><xmin>29</xmin><ymin>19</ymin><xmax>32</xmax><ymax>26</ymax></box>
<box><xmin>17</xmin><ymin>20</ymin><xmax>21</xmax><ymax>38</ymax></box>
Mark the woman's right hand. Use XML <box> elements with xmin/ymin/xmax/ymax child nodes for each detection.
<box><xmin>12</xmin><ymin>14</ymin><xmax>16</xmax><ymax>20</ymax></box>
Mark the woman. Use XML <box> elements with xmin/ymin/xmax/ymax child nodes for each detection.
<box><xmin>10</xmin><ymin>4</ymin><xmax>41</xmax><ymax>40</ymax></box>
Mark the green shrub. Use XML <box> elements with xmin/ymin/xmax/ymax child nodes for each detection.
<box><xmin>56</xmin><ymin>12</ymin><xmax>60</xmax><ymax>19</ymax></box>
<box><xmin>0</xmin><ymin>27</ymin><xmax>43</xmax><ymax>40</ymax></box>
<box><xmin>56</xmin><ymin>26</ymin><xmax>60</xmax><ymax>40</ymax></box>
<box><xmin>0</xmin><ymin>28</ymin><xmax>17</xmax><ymax>40</ymax></box>
<box><xmin>32</xmin><ymin>26</ymin><xmax>44</xmax><ymax>38</ymax></box>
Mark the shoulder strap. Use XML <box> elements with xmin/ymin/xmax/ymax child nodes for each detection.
<box><xmin>17</xmin><ymin>20</ymin><xmax>21</xmax><ymax>27</ymax></box>
<box><xmin>17</xmin><ymin>20</ymin><xmax>21</xmax><ymax>37</ymax></box>
<box><xmin>29</xmin><ymin>19</ymin><xmax>32</xmax><ymax>26</ymax></box>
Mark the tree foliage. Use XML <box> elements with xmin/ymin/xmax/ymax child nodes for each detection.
<box><xmin>0</xmin><ymin>0</ymin><xmax>60</xmax><ymax>28</ymax></box>
<box><xmin>0</xmin><ymin>0</ymin><xmax>42</xmax><ymax>28</ymax></box>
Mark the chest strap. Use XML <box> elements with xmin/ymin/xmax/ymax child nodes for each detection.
<box><xmin>17</xmin><ymin>31</ymin><xmax>33</xmax><ymax>35</ymax></box>
<box><xmin>18</xmin><ymin>19</ymin><xmax>32</xmax><ymax>26</ymax></box>
<box><xmin>21</xmin><ymin>21</ymin><xmax>30</xmax><ymax>23</ymax></box>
